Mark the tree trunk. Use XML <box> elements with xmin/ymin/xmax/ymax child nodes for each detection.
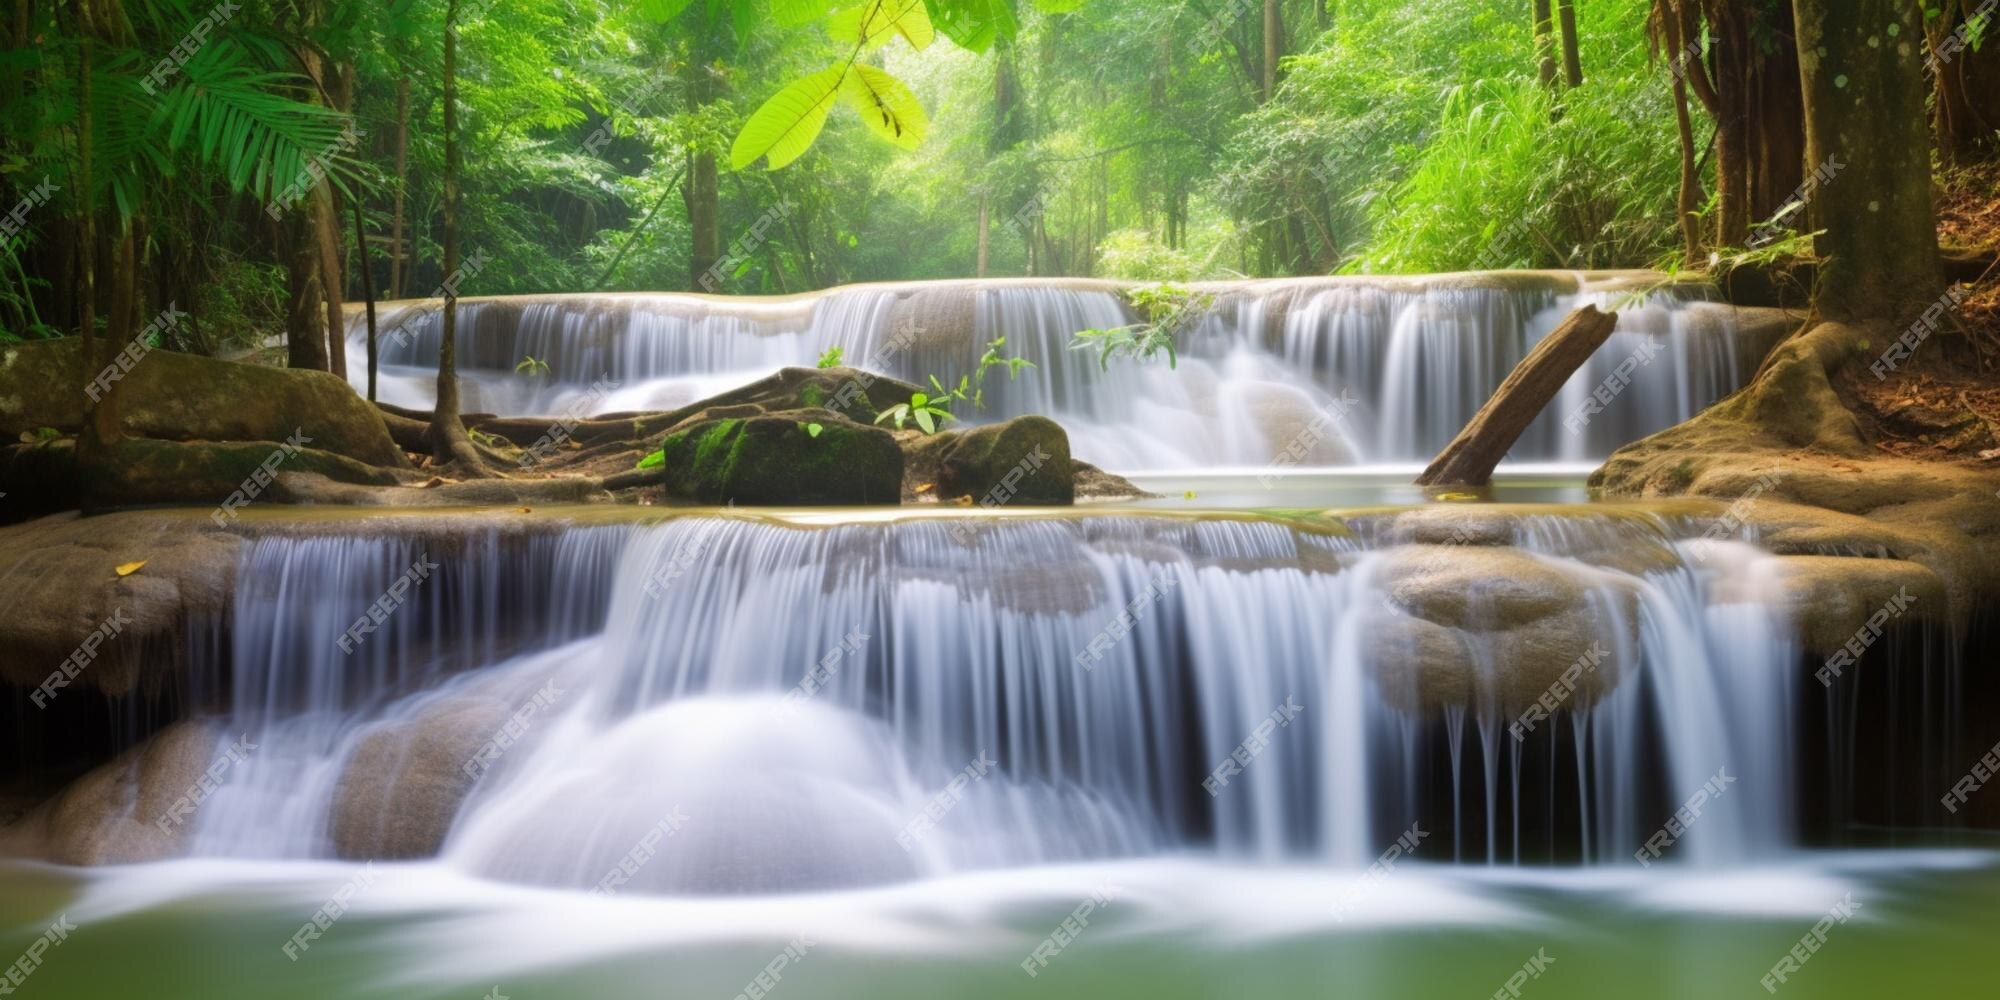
<box><xmin>390</xmin><ymin>74</ymin><xmax>410</xmax><ymax>299</ymax></box>
<box><xmin>1533</xmin><ymin>0</ymin><xmax>1558</xmax><ymax>88</ymax></box>
<box><xmin>1416</xmin><ymin>306</ymin><xmax>1619</xmax><ymax>486</ymax></box>
<box><xmin>1929</xmin><ymin>0</ymin><xmax>2000</xmax><ymax>165</ymax></box>
<box><xmin>686</xmin><ymin>149</ymin><xmax>719</xmax><ymax>291</ymax></box>
<box><xmin>283</xmin><ymin>214</ymin><xmax>330</xmax><ymax>371</ymax></box>
<box><xmin>1260</xmin><ymin>0</ymin><xmax>1281</xmax><ymax>102</ymax></box>
<box><xmin>313</xmin><ymin>186</ymin><xmax>347</xmax><ymax>378</ymax></box>
<box><xmin>1746</xmin><ymin>2</ymin><xmax>1805</xmax><ymax>224</ymax></box>
<box><xmin>976</xmin><ymin>193</ymin><xmax>989</xmax><ymax>277</ymax></box>
<box><xmin>1557</xmin><ymin>0</ymin><xmax>1582</xmax><ymax>88</ymax></box>
<box><xmin>1795</xmin><ymin>0</ymin><xmax>1941</xmax><ymax>329</ymax></box>
<box><xmin>1660</xmin><ymin>8</ymin><xmax>1703</xmax><ymax>262</ymax></box>
<box><xmin>428</xmin><ymin>0</ymin><xmax>490</xmax><ymax>475</ymax></box>
<box><xmin>352</xmin><ymin>197</ymin><xmax>380</xmax><ymax>401</ymax></box>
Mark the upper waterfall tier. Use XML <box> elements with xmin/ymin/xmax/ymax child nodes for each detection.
<box><xmin>345</xmin><ymin>273</ymin><xmax>1792</xmax><ymax>472</ymax></box>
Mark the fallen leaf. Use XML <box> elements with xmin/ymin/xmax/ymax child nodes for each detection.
<box><xmin>115</xmin><ymin>560</ymin><xmax>147</xmax><ymax>577</ymax></box>
<box><xmin>1437</xmin><ymin>491</ymin><xmax>1481</xmax><ymax>502</ymax></box>
<box><xmin>518</xmin><ymin>507</ymin><xmax>533</xmax><ymax>513</ymax></box>
<box><xmin>914</xmin><ymin>482</ymin><xmax>935</xmax><ymax>494</ymax></box>
<box><xmin>421</xmin><ymin>476</ymin><xmax>446</xmax><ymax>489</ymax></box>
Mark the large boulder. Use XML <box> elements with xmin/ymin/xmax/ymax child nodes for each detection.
<box><xmin>936</xmin><ymin>415</ymin><xmax>1075</xmax><ymax>506</ymax></box>
<box><xmin>0</xmin><ymin>338</ymin><xmax>408</xmax><ymax>469</ymax></box>
<box><xmin>2</xmin><ymin>721</ymin><xmax>222</xmax><ymax>865</ymax></box>
<box><xmin>659</xmin><ymin>409</ymin><xmax>903</xmax><ymax>505</ymax></box>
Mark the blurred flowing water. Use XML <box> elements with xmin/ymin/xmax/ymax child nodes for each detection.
<box><xmin>173</xmin><ymin>513</ymin><xmax>1809</xmax><ymax>890</ymax></box>
<box><xmin>349</xmin><ymin>277</ymin><xmax>1760</xmax><ymax>471</ymax></box>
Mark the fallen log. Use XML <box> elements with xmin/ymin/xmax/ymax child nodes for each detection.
<box><xmin>1416</xmin><ymin>304</ymin><xmax>1620</xmax><ymax>487</ymax></box>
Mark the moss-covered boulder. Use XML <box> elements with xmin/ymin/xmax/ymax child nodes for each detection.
<box><xmin>937</xmin><ymin>415</ymin><xmax>1075</xmax><ymax>506</ymax></box>
<box><xmin>659</xmin><ymin>409</ymin><xmax>902</xmax><ymax>505</ymax></box>
<box><xmin>0</xmin><ymin>338</ymin><xmax>407</xmax><ymax>468</ymax></box>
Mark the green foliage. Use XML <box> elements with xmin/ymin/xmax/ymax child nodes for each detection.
<box><xmin>635</xmin><ymin>448</ymin><xmax>666</xmax><ymax>469</ymax></box>
<box><xmin>802</xmin><ymin>421</ymin><xmax>825</xmax><ymax>438</ymax></box>
<box><xmin>874</xmin><ymin>390</ymin><xmax>954</xmax><ymax>433</ymax></box>
<box><xmin>1070</xmin><ymin>283</ymin><xmax>1214</xmax><ymax>371</ymax></box>
<box><xmin>816</xmin><ymin>345</ymin><xmax>846</xmax><ymax>368</ymax></box>
<box><xmin>515</xmin><ymin>356</ymin><xmax>553</xmax><ymax>377</ymax></box>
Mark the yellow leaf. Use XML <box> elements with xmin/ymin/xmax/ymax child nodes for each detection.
<box><xmin>115</xmin><ymin>560</ymin><xmax>147</xmax><ymax>577</ymax></box>
<box><xmin>839</xmin><ymin>64</ymin><xmax>927</xmax><ymax>151</ymax></box>
<box><xmin>1437</xmin><ymin>492</ymin><xmax>1481</xmax><ymax>502</ymax></box>
<box><xmin>731</xmin><ymin>66</ymin><xmax>849</xmax><ymax>171</ymax></box>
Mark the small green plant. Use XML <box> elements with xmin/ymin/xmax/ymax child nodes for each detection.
<box><xmin>801</xmin><ymin>421</ymin><xmax>825</xmax><ymax>438</ymax></box>
<box><xmin>515</xmin><ymin>355</ymin><xmax>553</xmax><ymax>378</ymax></box>
<box><xmin>1069</xmin><ymin>283</ymin><xmax>1214</xmax><ymax>371</ymax></box>
<box><xmin>815</xmin><ymin>346</ymin><xmax>845</xmax><ymax>369</ymax></box>
<box><xmin>874</xmin><ymin>391</ymin><xmax>955</xmax><ymax>434</ymax></box>
<box><xmin>635</xmin><ymin>449</ymin><xmax>665</xmax><ymax>470</ymax></box>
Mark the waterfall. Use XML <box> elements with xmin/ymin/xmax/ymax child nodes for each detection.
<box><xmin>347</xmin><ymin>276</ymin><xmax>1763</xmax><ymax>472</ymax></box>
<box><xmin>183</xmin><ymin>511</ymin><xmax>1801</xmax><ymax>891</ymax></box>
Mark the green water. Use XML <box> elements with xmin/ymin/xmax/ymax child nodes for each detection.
<box><xmin>3</xmin><ymin>849</ymin><xmax>1995</xmax><ymax>999</ymax></box>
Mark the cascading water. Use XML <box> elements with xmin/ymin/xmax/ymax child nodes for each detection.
<box><xmin>184</xmin><ymin>511</ymin><xmax>1801</xmax><ymax>892</ymax></box>
<box><xmin>348</xmin><ymin>276</ymin><xmax>1765</xmax><ymax>472</ymax></box>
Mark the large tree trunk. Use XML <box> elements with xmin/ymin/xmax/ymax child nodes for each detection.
<box><xmin>283</xmin><ymin>214</ymin><xmax>330</xmax><ymax>371</ymax></box>
<box><xmin>1557</xmin><ymin>0</ymin><xmax>1583</xmax><ymax>88</ymax></box>
<box><xmin>1417</xmin><ymin>306</ymin><xmax>1620</xmax><ymax>486</ymax></box>
<box><xmin>1260</xmin><ymin>0</ymin><xmax>1280</xmax><ymax>102</ymax></box>
<box><xmin>1746</xmin><ymin>3</ymin><xmax>1805</xmax><ymax>224</ymax></box>
<box><xmin>1796</xmin><ymin>0</ymin><xmax>1941</xmax><ymax>329</ymax></box>
<box><xmin>390</xmin><ymin>74</ymin><xmax>410</xmax><ymax>299</ymax></box>
<box><xmin>686</xmin><ymin>149</ymin><xmax>720</xmax><ymax>291</ymax></box>
<box><xmin>1533</xmin><ymin>0</ymin><xmax>1558</xmax><ymax>88</ymax></box>
<box><xmin>427</xmin><ymin>0</ymin><xmax>491</xmax><ymax>475</ymax></box>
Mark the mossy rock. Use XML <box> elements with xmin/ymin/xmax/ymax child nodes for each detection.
<box><xmin>0</xmin><ymin>338</ymin><xmax>408</xmax><ymax>468</ymax></box>
<box><xmin>659</xmin><ymin>409</ymin><xmax>902</xmax><ymax>506</ymax></box>
<box><xmin>85</xmin><ymin>436</ymin><xmax>405</xmax><ymax>511</ymax></box>
<box><xmin>937</xmin><ymin>416</ymin><xmax>1075</xmax><ymax>506</ymax></box>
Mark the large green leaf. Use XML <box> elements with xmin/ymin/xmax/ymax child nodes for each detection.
<box><xmin>729</xmin><ymin>66</ymin><xmax>849</xmax><ymax>170</ymax></box>
<box><xmin>830</xmin><ymin>0</ymin><xmax>934</xmax><ymax>50</ymax></box>
<box><xmin>921</xmin><ymin>0</ymin><xmax>1017</xmax><ymax>53</ymax></box>
<box><xmin>840</xmin><ymin>64</ymin><xmax>927</xmax><ymax>149</ymax></box>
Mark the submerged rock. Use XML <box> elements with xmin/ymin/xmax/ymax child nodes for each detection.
<box><xmin>2</xmin><ymin>721</ymin><xmax>222</xmax><ymax>865</ymax></box>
